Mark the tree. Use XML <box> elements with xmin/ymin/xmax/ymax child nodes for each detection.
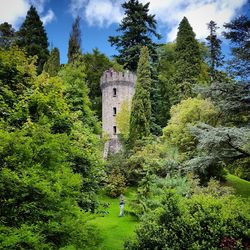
<box><xmin>67</xmin><ymin>16</ymin><xmax>81</xmax><ymax>64</ymax></box>
<box><xmin>16</xmin><ymin>6</ymin><xmax>49</xmax><ymax>74</ymax></box>
<box><xmin>174</xmin><ymin>17</ymin><xmax>202</xmax><ymax>99</ymax></box>
<box><xmin>223</xmin><ymin>15</ymin><xmax>250</xmax><ymax>80</ymax></box>
<box><xmin>43</xmin><ymin>47</ymin><xmax>60</xmax><ymax>76</ymax></box>
<box><xmin>83</xmin><ymin>48</ymin><xmax>113</xmax><ymax>119</ymax></box>
<box><xmin>206</xmin><ymin>20</ymin><xmax>224</xmax><ymax>81</ymax></box>
<box><xmin>129</xmin><ymin>46</ymin><xmax>151</xmax><ymax>143</ymax></box>
<box><xmin>0</xmin><ymin>22</ymin><xmax>15</xmax><ymax>48</ymax></box>
<box><xmin>109</xmin><ymin>0</ymin><xmax>160</xmax><ymax>72</ymax></box>
<box><xmin>116</xmin><ymin>99</ymin><xmax>131</xmax><ymax>140</ymax></box>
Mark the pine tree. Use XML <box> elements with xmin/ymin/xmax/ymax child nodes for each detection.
<box><xmin>0</xmin><ymin>22</ymin><xmax>15</xmax><ymax>48</ymax></box>
<box><xmin>174</xmin><ymin>17</ymin><xmax>202</xmax><ymax>99</ymax></box>
<box><xmin>109</xmin><ymin>0</ymin><xmax>160</xmax><ymax>72</ymax></box>
<box><xmin>16</xmin><ymin>6</ymin><xmax>49</xmax><ymax>74</ymax></box>
<box><xmin>67</xmin><ymin>16</ymin><xmax>81</xmax><ymax>64</ymax></box>
<box><xmin>129</xmin><ymin>47</ymin><xmax>151</xmax><ymax>143</ymax></box>
<box><xmin>206</xmin><ymin>20</ymin><xmax>224</xmax><ymax>81</ymax></box>
<box><xmin>223</xmin><ymin>15</ymin><xmax>250</xmax><ymax>80</ymax></box>
<box><xmin>43</xmin><ymin>47</ymin><xmax>60</xmax><ymax>76</ymax></box>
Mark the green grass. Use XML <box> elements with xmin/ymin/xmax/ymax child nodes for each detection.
<box><xmin>226</xmin><ymin>174</ymin><xmax>250</xmax><ymax>198</ymax></box>
<box><xmin>89</xmin><ymin>188</ymin><xmax>138</xmax><ymax>250</ymax></box>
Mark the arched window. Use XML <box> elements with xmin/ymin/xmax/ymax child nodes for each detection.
<box><xmin>113</xmin><ymin>88</ymin><xmax>117</xmax><ymax>97</ymax></box>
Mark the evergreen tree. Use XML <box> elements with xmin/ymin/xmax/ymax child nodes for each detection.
<box><xmin>223</xmin><ymin>15</ymin><xmax>250</xmax><ymax>80</ymax></box>
<box><xmin>206</xmin><ymin>20</ymin><xmax>224</xmax><ymax>81</ymax></box>
<box><xmin>0</xmin><ymin>22</ymin><xmax>15</xmax><ymax>48</ymax></box>
<box><xmin>67</xmin><ymin>16</ymin><xmax>81</xmax><ymax>64</ymax></box>
<box><xmin>83</xmin><ymin>48</ymin><xmax>113</xmax><ymax>119</ymax></box>
<box><xmin>129</xmin><ymin>47</ymin><xmax>151</xmax><ymax>143</ymax></box>
<box><xmin>174</xmin><ymin>17</ymin><xmax>202</xmax><ymax>99</ymax></box>
<box><xmin>109</xmin><ymin>0</ymin><xmax>160</xmax><ymax>72</ymax></box>
<box><xmin>43</xmin><ymin>47</ymin><xmax>60</xmax><ymax>76</ymax></box>
<box><xmin>16</xmin><ymin>6</ymin><xmax>49</xmax><ymax>74</ymax></box>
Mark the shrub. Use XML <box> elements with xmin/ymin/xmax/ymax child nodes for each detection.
<box><xmin>105</xmin><ymin>169</ymin><xmax>127</xmax><ymax>197</ymax></box>
<box><xmin>125</xmin><ymin>190</ymin><xmax>250</xmax><ymax>250</ymax></box>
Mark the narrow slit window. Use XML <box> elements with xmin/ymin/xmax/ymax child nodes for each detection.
<box><xmin>113</xmin><ymin>107</ymin><xmax>117</xmax><ymax>116</ymax></box>
<box><xmin>113</xmin><ymin>88</ymin><xmax>117</xmax><ymax>97</ymax></box>
<box><xmin>113</xmin><ymin>126</ymin><xmax>117</xmax><ymax>135</ymax></box>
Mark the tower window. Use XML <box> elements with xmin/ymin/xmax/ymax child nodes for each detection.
<box><xmin>113</xmin><ymin>88</ymin><xmax>117</xmax><ymax>97</ymax></box>
<box><xmin>113</xmin><ymin>107</ymin><xmax>117</xmax><ymax>116</ymax></box>
<box><xmin>113</xmin><ymin>126</ymin><xmax>117</xmax><ymax>135</ymax></box>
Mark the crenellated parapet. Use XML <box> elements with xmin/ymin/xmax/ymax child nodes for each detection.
<box><xmin>100</xmin><ymin>68</ymin><xmax>136</xmax><ymax>90</ymax></box>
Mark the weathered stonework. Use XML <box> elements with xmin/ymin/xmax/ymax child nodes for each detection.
<box><xmin>101</xmin><ymin>68</ymin><xmax>136</xmax><ymax>157</ymax></box>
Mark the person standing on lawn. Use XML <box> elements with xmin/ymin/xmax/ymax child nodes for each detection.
<box><xmin>119</xmin><ymin>194</ymin><xmax>125</xmax><ymax>217</ymax></box>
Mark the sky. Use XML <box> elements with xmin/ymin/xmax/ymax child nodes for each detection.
<box><xmin>0</xmin><ymin>0</ymin><xmax>249</xmax><ymax>64</ymax></box>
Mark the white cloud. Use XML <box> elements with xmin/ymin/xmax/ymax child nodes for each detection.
<box><xmin>141</xmin><ymin>0</ymin><xmax>248</xmax><ymax>41</ymax></box>
<box><xmin>70</xmin><ymin>0</ymin><xmax>123</xmax><ymax>27</ymax></box>
<box><xmin>0</xmin><ymin>0</ymin><xmax>29</xmax><ymax>26</ymax></box>
<box><xmin>41</xmin><ymin>9</ymin><xmax>55</xmax><ymax>25</ymax></box>
<box><xmin>0</xmin><ymin>0</ymin><xmax>55</xmax><ymax>27</ymax></box>
<box><xmin>70</xmin><ymin>0</ymin><xmax>247</xmax><ymax>40</ymax></box>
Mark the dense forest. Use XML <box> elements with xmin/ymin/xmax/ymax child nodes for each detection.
<box><xmin>0</xmin><ymin>1</ymin><xmax>249</xmax><ymax>249</ymax></box>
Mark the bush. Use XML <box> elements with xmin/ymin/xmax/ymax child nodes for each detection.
<box><xmin>105</xmin><ymin>169</ymin><xmax>127</xmax><ymax>197</ymax></box>
<box><xmin>125</xmin><ymin>190</ymin><xmax>250</xmax><ymax>250</ymax></box>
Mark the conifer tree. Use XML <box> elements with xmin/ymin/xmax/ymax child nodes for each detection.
<box><xmin>43</xmin><ymin>47</ymin><xmax>60</xmax><ymax>76</ymax></box>
<box><xmin>67</xmin><ymin>16</ymin><xmax>81</xmax><ymax>63</ymax></box>
<box><xmin>206</xmin><ymin>20</ymin><xmax>224</xmax><ymax>81</ymax></box>
<box><xmin>129</xmin><ymin>47</ymin><xmax>151</xmax><ymax>143</ymax></box>
<box><xmin>16</xmin><ymin>6</ymin><xmax>49</xmax><ymax>74</ymax></box>
<box><xmin>174</xmin><ymin>17</ymin><xmax>202</xmax><ymax>99</ymax></box>
<box><xmin>109</xmin><ymin>0</ymin><xmax>160</xmax><ymax>72</ymax></box>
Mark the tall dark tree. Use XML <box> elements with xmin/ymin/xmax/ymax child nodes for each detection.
<box><xmin>0</xmin><ymin>22</ymin><xmax>15</xmax><ymax>48</ymax></box>
<box><xmin>174</xmin><ymin>17</ymin><xmax>202</xmax><ymax>99</ymax></box>
<box><xmin>129</xmin><ymin>47</ymin><xmax>151</xmax><ymax>143</ymax></box>
<box><xmin>16</xmin><ymin>6</ymin><xmax>49</xmax><ymax>74</ymax></box>
<box><xmin>109</xmin><ymin>0</ymin><xmax>160</xmax><ymax>72</ymax></box>
<box><xmin>223</xmin><ymin>15</ymin><xmax>250</xmax><ymax>80</ymax></box>
<box><xmin>206</xmin><ymin>20</ymin><xmax>224</xmax><ymax>81</ymax></box>
<box><xmin>67</xmin><ymin>16</ymin><xmax>82</xmax><ymax>64</ymax></box>
<box><xmin>83</xmin><ymin>48</ymin><xmax>113</xmax><ymax>119</ymax></box>
<box><xmin>43</xmin><ymin>47</ymin><xmax>60</xmax><ymax>76</ymax></box>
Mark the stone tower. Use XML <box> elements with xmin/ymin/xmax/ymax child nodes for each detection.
<box><xmin>100</xmin><ymin>68</ymin><xmax>136</xmax><ymax>157</ymax></box>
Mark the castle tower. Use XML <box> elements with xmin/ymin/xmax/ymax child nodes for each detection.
<box><xmin>100</xmin><ymin>68</ymin><xmax>136</xmax><ymax>157</ymax></box>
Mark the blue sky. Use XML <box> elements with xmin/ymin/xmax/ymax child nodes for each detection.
<box><xmin>0</xmin><ymin>0</ymin><xmax>249</xmax><ymax>64</ymax></box>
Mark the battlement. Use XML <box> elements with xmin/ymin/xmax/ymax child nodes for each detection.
<box><xmin>100</xmin><ymin>68</ymin><xmax>136</xmax><ymax>90</ymax></box>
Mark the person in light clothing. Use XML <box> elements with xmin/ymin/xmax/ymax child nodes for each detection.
<box><xmin>119</xmin><ymin>194</ymin><xmax>125</xmax><ymax>217</ymax></box>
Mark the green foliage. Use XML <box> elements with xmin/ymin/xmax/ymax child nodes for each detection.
<box><xmin>105</xmin><ymin>169</ymin><xmax>127</xmax><ymax>198</ymax></box>
<box><xmin>116</xmin><ymin>99</ymin><xmax>131</xmax><ymax>140</ymax></box>
<box><xmin>0</xmin><ymin>22</ymin><xmax>15</xmax><ymax>48</ymax></box>
<box><xmin>126</xmin><ymin>190</ymin><xmax>250</xmax><ymax>250</ymax></box>
<box><xmin>206</xmin><ymin>20</ymin><xmax>224</xmax><ymax>81</ymax></box>
<box><xmin>83</xmin><ymin>48</ymin><xmax>113</xmax><ymax>118</ymax></box>
<box><xmin>174</xmin><ymin>17</ymin><xmax>202</xmax><ymax>99</ymax></box>
<box><xmin>59</xmin><ymin>59</ymin><xmax>100</xmax><ymax>133</ymax></box>
<box><xmin>129</xmin><ymin>47</ymin><xmax>151</xmax><ymax>144</ymax></box>
<box><xmin>0</xmin><ymin>46</ymin><xmax>103</xmax><ymax>248</ymax></box>
<box><xmin>109</xmin><ymin>0</ymin><xmax>160</xmax><ymax>71</ymax></box>
<box><xmin>0</xmin><ymin>46</ymin><xmax>36</xmax><ymax>124</ymax></box>
<box><xmin>163</xmin><ymin>98</ymin><xmax>218</xmax><ymax>155</ymax></box>
<box><xmin>43</xmin><ymin>47</ymin><xmax>60</xmax><ymax>77</ymax></box>
<box><xmin>223</xmin><ymin>15</ymin><xmax>250</xmax><ymax>80</ymax></box>
<box><xmin>67</xmin><ymin>16</ymin><xmax>81</xmax><ymax>64</ymax></box>
<box><xmin>16</xmin><ymin>6</ymin><xmax>49</xmax><ymax>74</ymax></box>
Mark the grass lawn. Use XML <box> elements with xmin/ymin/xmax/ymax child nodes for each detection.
<box><xmin>89</xmin><ymin>188</ymin><xmax>138</xmax><ymax>250</ymax></box>
<box><xmin>226</xmin><ymin>174</ymin><xmax>250</xmax><ymax>198</ymax></box>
